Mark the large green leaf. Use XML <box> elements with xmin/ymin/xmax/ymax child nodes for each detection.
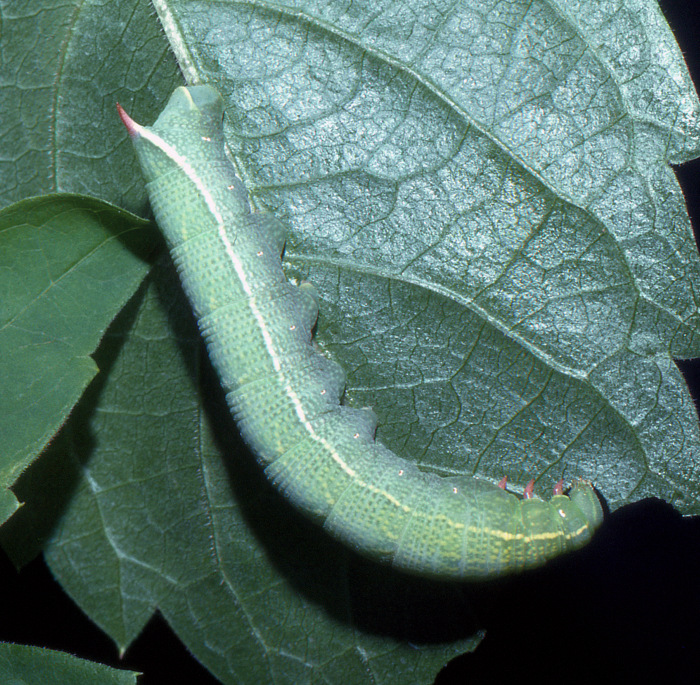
<box><xmin>4</xmin><ymin>262</ymin><xmax>481</xmax><ymax>682</ymax></box>
<box><xmin>143</xmin><ymin>0</ymin><xmax>700</xmax><ymax>508</ymax></box>
<box><xmin>2</xmin><ymin>0</ymin><xmax>700</xmax><ymax>683</ymax></box>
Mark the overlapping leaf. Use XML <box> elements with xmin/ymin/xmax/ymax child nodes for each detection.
<box><xmin>0</xmin><ymin>195</ymin><xmax>156</xmax><ymax>526</ymax></box>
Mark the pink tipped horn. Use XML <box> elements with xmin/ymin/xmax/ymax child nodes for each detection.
<box><xmin>116</xmin><ymin>103</ymin><xmax>142</xmax><ymax>139</ymax></box>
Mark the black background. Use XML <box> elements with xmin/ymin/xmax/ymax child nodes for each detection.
<box><xmin>3</xmin><ymin>1</ymin><xmax>700</xmax><ymax>683</ymax></box>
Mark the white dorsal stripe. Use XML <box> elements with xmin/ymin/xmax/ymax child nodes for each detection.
<box><xmin>137</xmin><ymin>123</ymin><xmax>367</xmax><ymax>490</ymax></box>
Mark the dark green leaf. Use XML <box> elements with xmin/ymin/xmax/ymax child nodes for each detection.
<box><xmin>0</xmin><ymin>643</ymin><xmax>137</xmax><ymax>685</ymax></box>
<box><xmin>0</xmin><ymin>194</ymin><xmax>157</xmax><ymax>526</ymax></box>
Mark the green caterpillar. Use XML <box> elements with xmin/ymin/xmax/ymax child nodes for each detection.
<box><xmin>118</xmin><ymin>85</ymin><xmax>603</xmax><ymax>580</ymax></box>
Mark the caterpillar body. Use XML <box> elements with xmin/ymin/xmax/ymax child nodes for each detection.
<box><xmin>118</xmin><ymin>85</ymin><xmax>603</xmax><ymax>580</ymax></box>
